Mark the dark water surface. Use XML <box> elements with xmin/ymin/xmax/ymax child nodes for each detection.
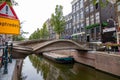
<box><xmin>21</xmin><ymin>55</ymin><xmax>120</xmax><ymax>80</ymax></box>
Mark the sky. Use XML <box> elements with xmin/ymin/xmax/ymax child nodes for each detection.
<box><xmin>13</xmin><ymin>0</ymin><xmax>73</xmax><ymax>38</ymax></box>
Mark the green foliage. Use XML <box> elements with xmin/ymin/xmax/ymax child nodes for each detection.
<box><xmin>41</xmin><ymin>23</ymin><xmax>49</xmax><ymax>39</ymax></box>
<box><xmin>29</xmin><ymin>28</ymin><xmax>41</xmax><ymax>40</ymax></box>
<box><xmin>13</xmin><ymin>23</ymin><xmax>28</xmax><ymax>41</ymax></box>
<box><xmin>102</xmin><ymin>22</ymin><xmax>108</xmax><ymax>27</ymax></box>
<box><xmin>13</xmin><ymin>35</ymin><xmax>25</xmax><ymax>41</ymax></box>
<box><xmin>29</xmin><ymin>23</ymin><xmax>49</xmax><ymax>40</ymax></box>
<box><xmin>50</xmin><ymin>5</ymin><xmax>65</xmax><ymax>39</ymax></box>
<box><xmin>0</xmin><ymin>0</ymin><xmax>12</xmax><ymax>5</ymax></box>
<box><xmin>92</xmin><ymin>0</ymin><xmax>109</xmax><ymax>8</ymax></box>
<box><xmin>85</xmin><ymin>23</ymin><xmax>100</xmax><ymax>29</ymax></box>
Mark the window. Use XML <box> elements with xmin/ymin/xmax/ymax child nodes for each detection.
<box><xmin>81</xmin><ymin>12</ymin><xmax>84</xmax><ymax>19</ymax></box>
<box><xmin>66</xmin><ymin>24</ymin><xmax>68</xmax><ymax>29</ymax></box>
<box><xmin>73</xmin><ymin>5</ymin><xmax>75</xmax><ymax>13</ymax></box>
<box><xmin>81</xmin><ymin>27</ymin><xmax>84</xmax><ymax>32</ymax></box>
<box><xmin>77</xmin><ymin>12</ymin><xmax>79</xmax><ymax>22</ymax></box>
<box><xmin>90</xmin><ymin>4</ymin><xmax>94</xmax><ymax>12</ymax></box>
<box><xmin>73</xmin><ymin>26</ymin><xmax>76</xmax><ymax>33</ymax></box>
<box><xmin>96</xmin><ymin>27</ymin><xmax>100</xmax><ymax>41</ymax></box>
<box><xmin>80</xmin><ymin>11</ymin><xmax>84</xmax><ymax>19</ymax></box>
<box><xmin>77</xmin><ymin>25</ymin><xmax>80</xmax><ymax>32</ymax></box>
<box><xmin>91</xmin><ymin>29</ymin><xmax>94</xmax><ymax>40</ymax></box>
<box><xmin>118</xmin><ymin>4</ymin><xmax>120</xmax><ymax>11</ymax></box>
<box><xmin>69</xmin><ymin>23</ymin><xmax>71</xmax><ymax>29</ymax></box>
<box><xmin>90</xmin><ymin>15</ymin><xmax>94</xmax><ymax>24</ymax></box>
<box><xmin>76</xmin><ymin>2</ymin><xmax>79</xmax><ymax>11</ymax></box>
<box><xmin>95</xmin><ymin>3</ymin><xmax>99</xmax><ymax>9</ymax></box>
<box><xmin>85</xmin><ymin>6</ymin><xmax>89</xmax><ymax>13</ymax></box>
<box><xmin>118</xmin><ymin>16</ymin><xmax>120</xmax><ymax>26</ymax></box>
<box><xmin>80</xmin><ymin>23</ymin><xmax>84</xmax><ymax>28</ymax></box>
<box><xmin>73</xmin><ymin>15</ymin><xmax>76</xmax><ymax>23</ymax></box>
<box><xmin>80</xmin><ymin>0</ymin><xmax>84</xmax><ymax>8</ymax></box>
<box><xmin>86</xmin><ymin>17</ymin><xmax>89</xmax><ymax>26</ymax></box>
<box><xmin>95</xmin><ymin>12</ymin><xmax>100</xmax><ymax>23</ymax></box>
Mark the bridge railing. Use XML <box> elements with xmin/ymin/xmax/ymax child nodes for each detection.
<box><xmin>72</xmin><ymin>40</ymin><xmax>104</xmax><ymax>51</ymax></box>
<box><xmin>0</xmin><ymin>42</ymin><xmax>13</xmax><ymax>74</ymax></box>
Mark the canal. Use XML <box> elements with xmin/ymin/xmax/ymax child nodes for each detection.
<box><xmin>20</xmin><ymin>54</ymin><xmax>120</xmax><ymax>80</ymax></box>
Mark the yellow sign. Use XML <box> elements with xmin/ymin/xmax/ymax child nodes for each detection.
<box><xmin>0</xmin><ymin>17</ymin><xmax>20</xmax><ymax>35</ymax></box>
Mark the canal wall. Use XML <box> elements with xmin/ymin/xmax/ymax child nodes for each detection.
<box><xmin>0</xmin><ymin>59</ymin><xmax>23</xmax><ymax>80</ymax></box>
<box><xmin>52</xmin><ymin>50</ymin><xmax>120</xmax><ymax>77</ymax></box>
<box><xmin>12</xmin><ymin>59</ymin><xmax>23</xmax><ymax>80</ymax></box>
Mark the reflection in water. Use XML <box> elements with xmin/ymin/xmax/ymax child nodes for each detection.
<box><xmin>21</xmin><ymin>55</ymin><xmax>120</xmax><ymax>80</ymax></box>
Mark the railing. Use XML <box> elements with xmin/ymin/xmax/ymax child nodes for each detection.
<box><xmin>0</xmin><ymin>42</ymin><xmax>13</xmax><ymax>74</ymax></box>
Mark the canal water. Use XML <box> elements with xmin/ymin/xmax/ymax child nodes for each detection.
<box><xmin>21</xmin><ymin>55</ymin><xmax>120</xmax><ymax>80</ymax></box>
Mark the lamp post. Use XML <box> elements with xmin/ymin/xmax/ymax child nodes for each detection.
<box><xmin>107</xmin><ymin>18</ymin><xmax>119</xmax><ymax>43</ymax></box>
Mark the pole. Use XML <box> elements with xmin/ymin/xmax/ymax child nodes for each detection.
<box><xmin>3</xmin><ymin>42</ymin><xmax>8</xmax><ymax>74</ymax></box>
<box><xmin>9</xmin><ymin>43</ymin><xmax>13</xmax><ymax>63</ymax></box>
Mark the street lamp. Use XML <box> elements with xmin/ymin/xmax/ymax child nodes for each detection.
<box><xmin>107</xmin><ymin>18</ymin><xmax>119</xmax><ymax>43</ymax></box>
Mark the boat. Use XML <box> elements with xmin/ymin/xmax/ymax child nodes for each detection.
<box><xmin>43</xmin><ymin>52</ymin><xmax>74</xmax><ymax>64</ymax></box>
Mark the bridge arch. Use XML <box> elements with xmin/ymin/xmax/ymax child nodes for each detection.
<box><xmin>12</xmin><ymin>39</ymin><xmax>90</xmax><ymax>58</ymax></box>
<box><xmin>33</xmin><ymin>39</ymin><xmax>89</xmax><ymax>54</ymax></box>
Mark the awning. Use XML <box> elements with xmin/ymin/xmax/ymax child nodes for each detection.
<box><xmin>71</xmin><ymin>32</ymin><xmax>85</xmax><ymax>36</ymax></box>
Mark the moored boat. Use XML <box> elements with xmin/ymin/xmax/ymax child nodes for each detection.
<box><xmin>43</xmin><ymin>52</ymin><xmax>74</xmax><ymax>63</ymax></box>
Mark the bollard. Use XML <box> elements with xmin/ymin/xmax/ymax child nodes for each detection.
<box><xmin>3</xmin><ymin>42</ymin><xmax>8</xmax><ymax>74</ymax></box>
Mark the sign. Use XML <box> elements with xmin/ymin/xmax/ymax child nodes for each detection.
<box><xmin>103</xmin><ymin>27</ymin><xmax>116</xmax><ymax>33</ymax></box>
<box><xmin>0</xmin><ymin>2</ymin><xmax>20</xmax><ymax>35</ymax></box>
<box><xmin>0</xmin><ymin>17</ymin><xmax>20</xmax><ymax>34</ymax></box>
<box><xmin>0</xmin><ymin>2</ymin><xmax>18</xmax><ymax>19</ymax></box>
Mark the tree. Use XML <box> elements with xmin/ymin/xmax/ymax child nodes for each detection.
<box><xmin>50</xmin><ymin>5</ymin><xmax>65</xmax><ymax>39</ymax></box>
<box><xmin>92</xmin><ymin>0</ymin><xmax>109</xmax><ymax>7</ymax></box>
<box><xmin>29</xmin><ymin>28</ymin><xmax>40</xmax><ymax>40</ymax></box>
<box><xmin>29</xmin><ymin>23</ymin><xmax>49</xmax><ymax>40</ymax></box>
<box><xmin>13</xmin><ymin>27</ymin><xmax>29</xmax><ymax>41</ymax></box>
<box><xmin>0</xmin><ymin>0</ymin><xmax>14</xmax><ymax>5</ymax></box>
<box><xmin>13</xmin><ymin>22</ymin><xmax>29</xmax><ymax>41</ymax></box>
<box><xmin>42</xmin><ymin>23</ymin><xmax>49</xmax><ymax>39</ymax></box>
<box><xmin>92</xmin><ymin>0</ymin><xmax>119</xmax><ymax>6</ymax></box>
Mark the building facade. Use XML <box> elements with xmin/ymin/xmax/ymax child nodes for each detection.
<box><xmin>47</xmin><ymin>0</ymin><xmax>118</xmax><ymax>44</ymax></box>
<box><xmin>71</xmin><ymin>0</ymin><xmax>85</xmax><ymax>41</ymax></box>
<box><xmin>70</xmin><ymin>0</ymin><xmax>116</xmax><ymax>43</ymax></box>
<box><xmin>61</xmin><ymin>13</ymin><xmax>72</xmax><ymax>39</ymax></box>
<box><xmin>45</xmin><ymin>19</ymin><xmax>56</xmax><ymax>39</ymax></box>
<box><xmin>117</xmin><ymin>1</ymin><xmax>120</xmax><ymax>43</ymax></box>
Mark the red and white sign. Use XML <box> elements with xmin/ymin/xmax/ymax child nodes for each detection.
<box><xmin>0</xmin><ymin>2</ymin><xmax>18</xmax><ymax>19</ymax></box>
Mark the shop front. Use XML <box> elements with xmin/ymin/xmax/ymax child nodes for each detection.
<box><xmin>102</xmin><ymin>27</ymin><xmax>116</xmax><ymax>43</ymax></box>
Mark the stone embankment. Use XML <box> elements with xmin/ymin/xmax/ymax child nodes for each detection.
<box><xmin>51</xmin><ymin>50</ymin><xmax>120</xmax><ymax>77</ymax></box>
<box><xmin>12</xmin><ymin>59</ymin><xmax>23</xmax><ymax>80</ymax></box>
<box><xmin>0</xmin><ymin>59</ymin><xmax>23</xmax><ymax>80</ymax></box>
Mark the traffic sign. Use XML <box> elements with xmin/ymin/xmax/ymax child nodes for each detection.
<box><xmin>0</xmin><ymin>2</ymin><xmax>18</xmax><ymax>19</ymax></box>
<box><xmin>0</xmin><ymin>17</ymin><xmax>20</xmax><ymax>35</ymax></box>
<box><xmin>0</xmin><ymin>2</ymin><xmax>20</xmax><ymax>35</ymax></box>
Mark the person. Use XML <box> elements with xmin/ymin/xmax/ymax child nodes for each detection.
<box><xmin>106</xmin><ymin>45</ymin><xmax>111</xmax><ymax>53</ymax></box>
<box><xmin>108</xmin><ymin>46</ymin><xmax>111</xmax><ymax>53</ymax></box>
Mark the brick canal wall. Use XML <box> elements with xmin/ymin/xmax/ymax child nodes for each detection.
<box><xmin>52</xmin><ymin>50</ymin><xmax>120</xmax><ymax>77</ymax></box>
